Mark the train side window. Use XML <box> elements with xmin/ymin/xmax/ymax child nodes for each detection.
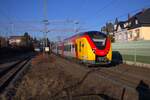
<box><xmin>82</xmin><ymin>44</ymin><xmax>84</xmax><ymax>48</ymax></box>
<box><xmin>64</xmin><ymin>45</ymin><xmax>65</xmax><ymax>51</ymax></box>
<box><xmin>79</xmin><ymin>41</ymin><xmax>81</xmax><ymax>52</ymax></box>
<box><xmin>72</xmin><ymin>44</ymin><xmax>74</xmax><ymax>48</ymax></box>
<box><xmin>69</xmin><ymin>45</ymin><xmax>71</xmax><ymax>51</ymax></box>
<box><xmin>67</xmin><ymin>45</ymin><xmax>69</xmax><ymax>51</ymax></box>
<box><xmin>64</xmin><ymin>45</ymin><xmax>67</xmax><ymax>51</ymax></box>
<box><xmin>75</xmin><ymin>44</ymin><xmax>77</xmax><ymax>52</ymax></box>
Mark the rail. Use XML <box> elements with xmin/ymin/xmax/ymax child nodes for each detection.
<box><xmin>0</xmin><ymin>54</ymin><xmax>33</xmax><ymax>98</ymax></box>
<box><xmin>53</xmin><ymin>54</ymin><xmax>150</xmax><ymax>99</ymax></box>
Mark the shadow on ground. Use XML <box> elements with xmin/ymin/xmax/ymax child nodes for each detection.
<box><xmin>110</xmin><ymin>51</ymin><xmax>123</xmax><ymax>66</ymax></box>
<box><xmin>0</xmin><ymin>47</ymin><xmax>34</xmax><ymax>64</ymax></box>
<box><xmin>136</xmin><ymin>80</ymin><xmax>150</xmax><ymax>100</ymax></box>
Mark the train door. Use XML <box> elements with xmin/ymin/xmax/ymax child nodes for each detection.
<box><xmin>75</xmin><ymin>43</ymin><xmax>78</xmax><ymax>58</ymax></box>
<box><xmin>81</xmin><ymin>38</ymin><xmax>87</xmax><ymax>61</ymax></box>
<box><xmin>79</xmin><ymin>40</ymin><xmax>82</xmax><ymax>60</ymax></box>
<box><xmin>76</xmin><ymin>38</ymin><xmax>87</xmax><ymax>60</ymax></box>
<box><xmin>71</xmin><ymin>43</ymin><xmax>76</xmax><ymax>57</ymax></box>
<box><xmin>76</xmin><ymin>39</ymin><xmax>82</xmax><ymax>60</ymax></box>
<box><xmin>81</xmin><ymin>39</ymin><xmax>84</xmax><ymax>60</ymax></box>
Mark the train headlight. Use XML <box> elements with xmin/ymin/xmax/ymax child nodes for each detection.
<box><xmin>92</xmin><ymin>48</ymin><xmax>96</xmax><ymax>53</ymax></box>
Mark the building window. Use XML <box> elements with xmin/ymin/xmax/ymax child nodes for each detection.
<box><xmin>135</xmin><ymin>19</ymin><xmax>138</xmax><ymax>25</ymax></box>
<box><xmin>135</xmin><ymin>29</ymin><xmax>140</xmax><ymax>40</ymax></box>
<box><xmin>129</xmin><ymin>22</ymin><xmax>131</xmax><ymax>27</ymax></box>
<box><xmin>128</xmin><ymin>31</ymin><xmax>132</xmax><ymax>39</ymax></box>
<box><xmin>124</xmin><ymin>23</ymin><xmax>128</xmax><ymax>28</ymax></box>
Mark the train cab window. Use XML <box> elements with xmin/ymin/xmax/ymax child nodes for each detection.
<box><xmin>88</xmin><ymin>32</ymin><xmax>106</xmax><ymax>39</ymax></box>
<box><xmin>87</xmin><ymin>31</ymin><xmax>107</xmax><ymax>50</ymax></box>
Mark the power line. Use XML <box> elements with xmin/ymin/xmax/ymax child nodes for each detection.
<box><xmin>108</xmin><ymin>6</ymin><xmax>150</xmax><ymax>23</ymax></box>
<box><xmin>97</xmin><ymin>0</ymin><xmax>114</xmax><ymax>13</ymax></box>
<box><xmin>99</xmin><ymin>4</ymin><xmax>150</xmax><ymax>28</ymax></box>
<box><xmin>0</xmin><ymin>8</ymin><xmax>12</xmax><ymax>23</ymax></box>
<box><xmin>96</xmin><ymin>0</ymin><xmax>118</xmax><ymax>16</ymax></box>
<box><xmin>0</xmin><ymin>8</ymin><xmax>14</xmax><ymax>36</ymax></box>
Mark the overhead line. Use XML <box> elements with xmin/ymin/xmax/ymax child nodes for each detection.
<box><xmin>0</xmin><ymin>8</ymin><xmax>12</xmax><ymax>23</ymax></box>
<box><xmin>107</xmin><ymin>6</ymin><xmax>150</xmax><ymax>23</ymax></box>
<box><xmin>96</xmin><ymin>0</ymin><xmax>118</xmax><ymax>16</ymax></box>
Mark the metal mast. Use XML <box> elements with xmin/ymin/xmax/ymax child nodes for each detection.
<box><xmin>43</xmin><ymin>0</ymin><xmax>49</xmax><ymax>47</ymax></box>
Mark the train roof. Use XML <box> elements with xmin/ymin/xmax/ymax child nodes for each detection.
<box><xmin>64</xmin><ymin>31</ymin><xmax>106</xmax><ymax>41</ymax></box>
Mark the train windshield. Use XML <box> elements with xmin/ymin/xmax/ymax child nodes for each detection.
<box><xmin>87</xmin><ymin>32</ymin><xmax>106</xmax><ymax>49</ymax></box>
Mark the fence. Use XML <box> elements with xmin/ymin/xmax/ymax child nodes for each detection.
<box><xmin>112</xmin><ymin>40</ymin><xmax>150</xmax><ymax>64</ymax></box>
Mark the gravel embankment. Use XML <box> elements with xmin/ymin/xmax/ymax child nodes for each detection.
<box><xmin>13</xmin><ymin>53</ymin><xmax>150</xmax><ymax>100</ymax></box>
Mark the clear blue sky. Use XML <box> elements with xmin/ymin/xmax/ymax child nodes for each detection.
<box><xmin>0</xmin><ymin>0</ymin><xmax>150</xmax><ymax>41</ymax></box>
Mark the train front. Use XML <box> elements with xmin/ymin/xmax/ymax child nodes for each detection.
<box><xmin>88</xmin><ymin>31</ymin><xmax>112</xmax><ymax>64</ymax></box>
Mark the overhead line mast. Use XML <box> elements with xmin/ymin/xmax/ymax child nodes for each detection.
<box><xmin>42</xmin><ymin>0</ymin><xmax>80</xmax><ymax>43</ymax></box>
<box><xmin>43</xmin><ymin>0</ymin><xmax>49</xmax><ymax>47</ymax></box>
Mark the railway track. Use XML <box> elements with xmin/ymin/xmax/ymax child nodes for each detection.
<box><xmin>87</xmin><ymin>66</ymin><xmax>150</xmax><ymax>99</ymax></box>
<box><xmin>90</xmin><ymin>66</ymin><xmax>150</xmax><ymax>88</ymax></box>
<box><xmin>67</xmin><ymin>57</ymin><xmax>150</xmax><ymax>90</ymax></box>
<box><xmin>0</xmin><ymin>54</ymin><xmax>33</xmax><ymax>97</ymax></box>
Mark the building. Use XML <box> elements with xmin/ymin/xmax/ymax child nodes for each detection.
<box><xmin>9</xmin><ymin>36</ymin><xmax>26</xmax><ymax>47</ymax></box>
<box><xmin>0</xmin><ymin>36</ymin><xmax>7</xmax><ymax>48</ymax></box>
<box><xmin>114</xmin><ymin>8</ymin><xmax>150</xmax><ymax>42</ymax></box>
<box><xmin>8</xmin><ymin>35</ymin><xmax>32</xmax><ymax>48</ymax></box>
<box><xmin>114</xmin><ymin>21</ymin><xmax>128</xmax><ymax>42</ymax></box>
<box><xmin>101</xmin><ymin>22</ymin><xmax>115</xmax><ymax>42</ymax></box>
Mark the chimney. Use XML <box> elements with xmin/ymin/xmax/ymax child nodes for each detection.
<box><xmin>115</xmin><ymin>18</ymin><xmax>119</xmax><ymax>25</ymax></box>
<box><xmin>142</xmin><ymin>8</ymin><xmax>146</xmax><ymax>13</ymax></box>
<box><xmin>128</xmin><ymin>13</ymin><xmax>131</xmax><ymax>20</ymax></box>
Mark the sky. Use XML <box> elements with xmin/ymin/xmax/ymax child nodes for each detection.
<box><xmin>0</xmin><ymin>0</ymin><xmax>150</xmax><ymax>41</ymax></box>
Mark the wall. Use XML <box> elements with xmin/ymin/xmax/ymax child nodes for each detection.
<box><xmin>140</xmin><ymin>26</ymin><xmax>150</xmax><ymax>40</ymax></box>
<box><xmin>112</xmin><ymin>40</ymin><xmax>150</xmax><ymax>64</ymax></box>
<box><xmin>127</xmin><ymin>26</ymin><xmax>150</xmax><ymax>41</ymax></box>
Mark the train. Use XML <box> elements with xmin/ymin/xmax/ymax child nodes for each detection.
<box><xmin>52</xmin><ymin>31</ymin><xmax>112</xmax><ymax>65</ymax></box>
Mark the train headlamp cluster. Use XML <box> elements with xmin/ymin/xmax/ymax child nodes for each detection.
<box><xmin>92</xmin><ymin>48</ymin><xmax>96</xmax><ymax>53</ymax></box>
